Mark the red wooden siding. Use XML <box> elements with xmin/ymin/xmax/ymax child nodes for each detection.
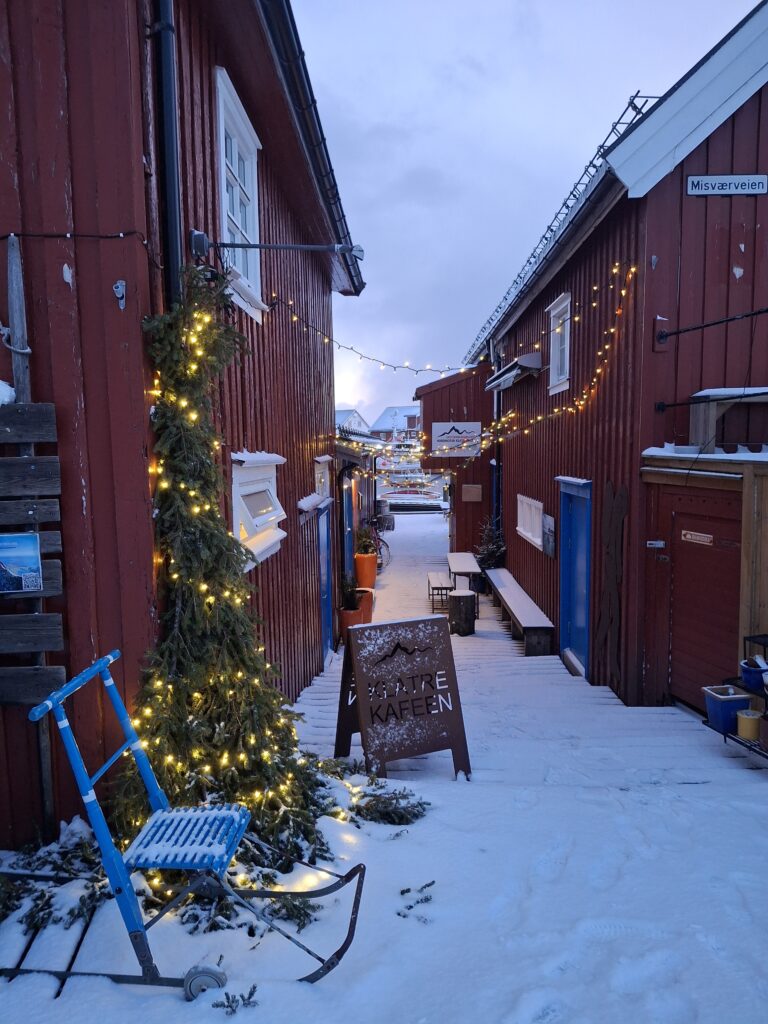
<box><xmin>496</xmin><ymin>202</ymin><xmax>644</xmax><ymax>701</ymax></box>
<box><xmin>641</xmin><ymin>84</ymin><xmax>768</xmax><ymax>450</ymax></box>
<box><xmin>0</xmin><ymin>0</ymin><xmax>346</xmax><ymax>847</ymax></box>
<box><xmin>0</xmin><ymin>0</ymin><xmax>156</xmax><ymax>847</ymax></box>
<box><xmin>417</xmin><ymin>365</ymin><xmax>494</xmax><ymax>554</ymax></box>
<box><xmin>492</xmin><ymin>84</ymin><xmax>768</xmax><ymax>705</ymax></box>
<box><xmin>172</xmin><ymin>0</ymin><xmax>336</xmax><ymax>702</ymax></box>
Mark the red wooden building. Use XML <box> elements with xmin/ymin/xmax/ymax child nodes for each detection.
<box><xmin>0</xmin><ymin>0</ymin><xmax>363</xmax><ymax>847</ymax></box>
<box><xmin>465</xmin><ymin>3</ymin><xmax>768</xmax><ymax>708</ymax></box>
<box><xmin>416</xmin><ymin>364</ymin><xmax>494</xmax><ymax>554</ymax></box>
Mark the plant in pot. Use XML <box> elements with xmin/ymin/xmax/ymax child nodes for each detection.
<box><xmin>354</xmin><ymin>527</ymin><xmax>378</xmax><ymax>589</ymax></box>
<box><xmin>474</xmin><ymin>517</ymin><xmax>506</xmax><ymax>594</ymax></box>
<box><xmin>339</xmin><ymin>574</ymin><xmax>365</xmax><ymax>644</ymax></box>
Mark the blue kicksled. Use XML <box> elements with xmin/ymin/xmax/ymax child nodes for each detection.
<box><xmin>0</xmin><ymin>651</ymin><xmax>365</xmax><ymax>999</ymax></box>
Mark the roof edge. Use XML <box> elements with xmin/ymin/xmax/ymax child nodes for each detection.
<box><xmin>256</xmin><ymin>0</ymin><xmax>365</xmax><ymax>296</ymax></box>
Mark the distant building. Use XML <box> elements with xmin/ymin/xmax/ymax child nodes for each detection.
<box><xmin>369</xmin><ymin>405</ymin><xmax>421</xmax><ymax>442</ymax></box>
<box><xmin>335</xmin><ymin>408</ymin><xmax>371</xmax><ymax>434</ymax></box>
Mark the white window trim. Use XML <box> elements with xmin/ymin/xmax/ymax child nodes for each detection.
<box><xmin>314</xmin><ymin>458</ymin><xmax>331</xmax><ymax>500</ymax></box>
<box><xmin>216</xmin><ymin>68</ymin><xmax>269</xmax><ymax>321</ymax></box>
<box><xmin>546</xmin><ymin>292</ymin><xmax>571</xmax><ymax>396</ymax></box>
<box><xmin>517</xmin><ymin>494</ymin><xmax>544</xmax><ymax>550</ymax></box>
<box><xmin>231</xmin><ymin>451</ymin><xmax>287</xmax><ymax>567</ymax></box>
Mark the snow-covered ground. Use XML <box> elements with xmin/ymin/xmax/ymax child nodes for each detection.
<box><xmin>2</xmin><ymin>513</ymin><xmax>767</xmax><ymax>1022</ymax></box>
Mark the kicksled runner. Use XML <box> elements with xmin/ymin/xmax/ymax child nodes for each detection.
<box><xmin>0</xmin><ymin>651</ymin><xmax>365</xmax><ymax>999</ymax></box>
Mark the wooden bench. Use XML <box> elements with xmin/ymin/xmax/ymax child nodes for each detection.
<box><xmin>485</xmin><ymin>568</ymin><xmax>554</xmax><ymax>656</ymax></box>
<box><xmin>427</xmin><ymin>572</ymin><xmax>454</xmax><ymax>612</ymax></box>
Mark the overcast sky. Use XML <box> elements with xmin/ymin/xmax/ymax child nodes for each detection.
<box><xmin>293</xmin><ymin>0</ymin><xmax>757</xmax><ymax>425</ymax></box>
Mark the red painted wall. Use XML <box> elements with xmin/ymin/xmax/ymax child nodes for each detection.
<box><xmin>417</xmin><ymin>365</ymin><xmax>494</xmax><ymax>554</ymax></box>
<box><xmin>493</xmin><ymin>85</ymin><xmax>768</xmax><ymax>705</ymax></box>
<box><xmin>0</xmin><ymin>0</ymin><xmax>346</xmax><ymax>846</ymax></box>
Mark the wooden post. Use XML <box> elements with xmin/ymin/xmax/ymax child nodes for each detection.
<box><xmin>6</xmin><ymin>236</ymin><xmax>56</xmax><ymax>840</ymax></box>
<box><xmin>449</xmin><ymin>590</ymin><xmax>476</xmax><ymax>636</ymax></box>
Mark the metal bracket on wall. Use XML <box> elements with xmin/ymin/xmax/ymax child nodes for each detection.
<box><xmin>112</xmin><ymin>280</ymin><xmax>126</xmax><ymax>311</ymax></box>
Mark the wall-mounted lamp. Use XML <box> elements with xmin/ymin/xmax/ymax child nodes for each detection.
<box><xmin>189</xmin><ymin>229</ymin><xmax>364</xmax><ymax>262</ymax></box>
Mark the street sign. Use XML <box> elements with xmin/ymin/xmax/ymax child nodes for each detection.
<box><xmin>687</xmin><ymin>174</ymin><xmax>767</xmax><ymax>196</ymax></box>
<box><xmin>334</xmin><ymin>616</ymin><xmax>471</xmax><ymax>779</ymax></box>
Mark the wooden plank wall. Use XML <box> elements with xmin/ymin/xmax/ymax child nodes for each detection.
<box><xmin>0</xmin><ymin>0</ymin><xmax>156</xmax><ymax>847</ymax></box>
<box><xmin>0</xmin><ymin>0</ymin><xmax>341</xmax><ymax>846</ymax></box>
<box><xmin>639</xmin><ymin>83</ymin><xmax>768</xmax><ymax>449</ymax></box>
<box><xmin>173</xmin><ymin>0</ymin><xmax>336</xmax><ymax>703</ymax></box>
<box><xmin>495</xmin><ymin>85</ymin><xmax>768</xmax><ymax>705</ymax></box>
<box><xmin>418</xmin><ymin>364</ymin><xmax>494</xmax><ymax>553</ymax></box>
<box><xmin>496</xmin><ymin>202</ymin><xmax>644</xmax><ymax>701</ymax></box>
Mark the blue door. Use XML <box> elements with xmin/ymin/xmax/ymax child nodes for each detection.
<box><xmin>318</xmin><ymin>505</ymin><xmax>333</xmax><ymax>663</ymax></box>
<box><xmin>558</xmin><ymin>479</ymin><xmax>591</xmax><ymax>675</ymax></box>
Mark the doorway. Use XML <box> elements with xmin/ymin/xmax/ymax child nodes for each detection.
<box><xmin>661</xmin><ymin>490</ymin><xmax>741</xmax><ymax>709</ymax></box>
<box><xmin>558</xmin><ymin>478</ymin><xmax>592</xmax><ymax>676</ymax></box>
<box><xmin>318</xmin><ymin>504</ymin><xmax>333</xmax><ymax>666</ymax></box>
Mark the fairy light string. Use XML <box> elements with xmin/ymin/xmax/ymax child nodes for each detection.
<box><xmin>436</xmin><ymin>260</ymin><xmax>639</xmax><ymax>470</ymax></box>
<box><xmin>269</xmin><ymin>296</ymin><xmax>485</xmax><ymax>377</ymax></box>
<box><xmin>114</xmin><ymin>265</ymin><xmax>332</xmax><ymax>865</ymax></box>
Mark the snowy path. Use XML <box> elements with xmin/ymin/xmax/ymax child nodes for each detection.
<box><xmin>2</xmin><ymin>514</ymin><xmax>767</xmax><ymax>1023</ymax></box>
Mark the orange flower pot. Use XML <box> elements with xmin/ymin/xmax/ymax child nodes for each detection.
<box><xmin>356</xmin><ymin>588</ymin><xmax>374</xmax><ymax>623</ymax></box>
<box><xmin>354</xmin><ymin>552</ymin><xmax>377</xmax><ymax>589</ymax></box>
<box><xmin>339</xmin><ymin>606</ymin><xmax>366</xmax><ymax>644</ymax></box>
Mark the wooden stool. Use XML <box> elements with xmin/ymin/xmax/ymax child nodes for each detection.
<box><xmin>449</xmin><ymin>590</ymin><xmax>475</xmax><ymax>636</ymax></box>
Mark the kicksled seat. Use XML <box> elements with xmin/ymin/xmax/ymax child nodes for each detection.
<box><xmin>0</xmin><ymin>650</ymin><xmax>365</xmax><ymax>999</ymax></box>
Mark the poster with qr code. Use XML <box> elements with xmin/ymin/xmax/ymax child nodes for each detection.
<box><xmin>0</xmin><ymin>533</ymin><xmax>43</xmax><ymax>594</ymax></box>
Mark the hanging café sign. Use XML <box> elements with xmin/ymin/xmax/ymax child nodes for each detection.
<box><xmin>334</xmin><ymin>617</ymin><xmax>471</xmax><ymax>779</ymax></box>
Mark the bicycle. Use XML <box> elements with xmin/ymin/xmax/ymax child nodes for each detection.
<box><xmin>365</xmin><ymin>516</ymin><xmax>391</xmax><ymax>569</ymax></box>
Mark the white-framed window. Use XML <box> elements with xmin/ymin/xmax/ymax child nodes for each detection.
<box><xmin>216</xmin><ymin>68</ymin><xmax>269</xmax><ymax>321</ymax></box>
<box><xmin>517</xmin><ymin>494</ymin><xmax>543</xmax><ymax>549</ymax></box>
<box><xmin>231</xmin><ymin>451</ymin><xmax>287</xmax><ymax>567</ymax></box>
<box><xmin>546</xmin><ymin>292</ymin><xmax>571</xmax><ymax>395</ymax></box>
<box><xmin>314</xmin><ymin>456</ymin><xmax>332</xmax><ymax>499</ymax></box>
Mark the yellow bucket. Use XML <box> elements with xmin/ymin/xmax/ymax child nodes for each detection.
<box><xmin>736</xmin><ymin>709</ymin><xmax>761</xmax><ymax>741</ymax></box>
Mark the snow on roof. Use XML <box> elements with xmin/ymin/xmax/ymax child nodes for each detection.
<box><xmin>231</xmin><ymin>450</ymin><xmax>286</xmax><ymax>467</ymax></box>
<box><xmin>692</xmin><ymin>387</ymin><xmax>768</xmax><ymax>400</ymax></box>
<box><xmin>335</xmin><ymin>408</ymin><xmax>371</xmax><ymax>430</ymax></box>
<box><xmin>643</xmin><ymin>442</ymin><xmax>768</xmax><ymax>462</ymax></box>
<box><xmin>605</xmin><ymin>2</ymin><xmax>768</xmax><ymax>198</ymax></box>
<box><xmin>369</xmin><ymin>405</ymin><xmax>420</xmax><ymax>432</ymax></box>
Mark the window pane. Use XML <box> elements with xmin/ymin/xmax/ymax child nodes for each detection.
<box><xmin>227</xmin><ymin>180</ymin><xmax>235</xmax><ymax>216</ymax></box>
<box><xmin>239</xmin><ymin>200</ymin><xmax>248</xmax><ymax>233</ymax></box>
<box><xmin>242</xmin><ymin>248</ymin><xmax>249</xmax><ymax>279</ymax></box>
<box><xmin>225</xmin><ymin>132</ymin><xmax>233</xmax><ymax>165</ymax></box>
<box><xmin>238</xmin><ymin>153</ymin><xmax>246</xmax><ymax>185</ymax></box>
<box><xmin>243</xmin><ymin>489</ymin><xmax>275</xmax><ymax>519</ymax></box>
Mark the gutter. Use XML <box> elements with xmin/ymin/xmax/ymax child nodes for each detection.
<box><xmin>467</xmin><ymin>167</ymin><xmax>624</xmax><ymax>359</ymax></box>
<box><xmin>155</xmin><ymin>0</ymin><xmax>183</xmax><ymax>304</ymax></box>
<box><xmin>256</xmin><ymin>0</ymin><xmax>365</xmax><ymax>297</ymax></box>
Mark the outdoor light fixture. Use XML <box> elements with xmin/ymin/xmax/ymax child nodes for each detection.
<box><xmin>189</xmin><ymin>229</ymin><xmax>364</xmax><ymax>261</ymax></box>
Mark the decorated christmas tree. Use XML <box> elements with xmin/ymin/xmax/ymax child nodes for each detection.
<box><xmin>113</xmin><ymin>267</ymin><xmax>328</xmax><ymax>864</ymax></box>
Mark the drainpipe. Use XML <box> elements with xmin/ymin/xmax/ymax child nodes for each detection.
<box><xmin>489</xmin><ymin>337</ymin><xmax>502</xmax><ymax>529</ymax></box>
<box><xmin>155</xmin><ymin>0</ymin><xmax>183</xmax><ymax>304</ymax></box>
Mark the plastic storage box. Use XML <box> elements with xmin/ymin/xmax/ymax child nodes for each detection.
<box><xmin>739</xmin><ymin>660</ymin><xmax>768</xmax><ymax>694</ymax></box>
<box><xmin>702</xmin><ymin>685</ymin><xmax>752</xmax><ymax>734</ymax></box>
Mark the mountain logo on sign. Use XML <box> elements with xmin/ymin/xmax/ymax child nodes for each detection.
<box><xmin>375</xmin><ymin>641</ymin><xmax>433</xmax><ymax>665</ymax></box>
